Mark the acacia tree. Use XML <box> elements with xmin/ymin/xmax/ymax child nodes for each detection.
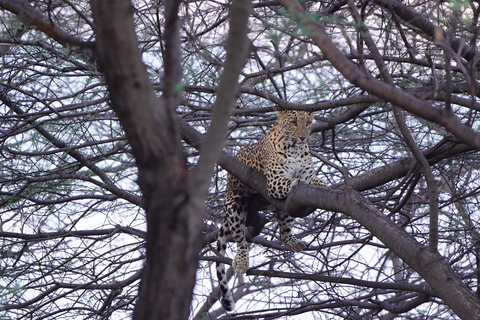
<box><xmin>1</xmin><ymin>0</ymin><xmax>480</xmax><ymax>319</ymax></box>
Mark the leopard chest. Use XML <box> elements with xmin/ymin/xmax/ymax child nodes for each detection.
<box><xmin>272</xmin><ymin>144</ymin><xmax>311</xmax><ymax>179</ymax></box>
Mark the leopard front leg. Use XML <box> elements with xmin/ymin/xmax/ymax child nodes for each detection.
<box><xmin>274</xmin><ymin>210</ymin><xmax>307</xmax><ymax>252</ymax></box>
<box><xmin>266</xmin><ymin>175</ymin><xmax>299</xmax><ymax>199</ymax></box>
<box><xmin>297</xmin><ymin>155</ymin><xmax>326</xmax><ymax>187</ymax></box>
<box><xmin>225</xmin><ymin>194</ymin><xmax>250</xmax><ymax>274</ymax></box>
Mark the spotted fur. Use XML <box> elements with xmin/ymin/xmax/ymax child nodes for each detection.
<box><xmin>216</xmin><ymin>110</ymin><xmax>326</xmax><ymax>311</ymax></box>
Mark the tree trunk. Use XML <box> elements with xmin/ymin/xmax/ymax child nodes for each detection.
<box><xmin>90</xmin><ymin>0</ymin><xmax>251</xmax><ymax>318</ymax></box>
<box><xmin>90</xmin><ymin>1</ymin><xmax>202</xmax><ymax>319</ymax></box>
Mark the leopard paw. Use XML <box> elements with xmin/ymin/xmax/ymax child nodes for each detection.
<box><xmin>284</xmin><ymin>237</ymin><xmax>307</xmax><ymax>252</ymax></box>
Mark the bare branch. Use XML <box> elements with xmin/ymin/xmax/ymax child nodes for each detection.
<box><xmin>279</xmin><ymin>0</ymin><xmax>480</xmax><ymax>150</ymax></box>
<box><xmin>191</xmin><ymin>0</ymin><xmax>253</xmax><ymax>192</ymax></box>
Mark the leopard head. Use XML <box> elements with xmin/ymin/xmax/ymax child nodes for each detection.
<box><xmin>276</xmin><ymin>110</ymin><xmax>314</xmax><ymax>143</ymax></box>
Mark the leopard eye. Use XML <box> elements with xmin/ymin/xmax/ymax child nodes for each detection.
<box><xmin>289</xmin><ymin>120</ymin><xmax>297</xmax><ymax>125</ymax></box>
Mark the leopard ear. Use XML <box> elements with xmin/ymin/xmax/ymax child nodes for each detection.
<box><xmin>276</xmin><ymin>110</ymin><xmax>288</xmax><ymax>119</ymax></box>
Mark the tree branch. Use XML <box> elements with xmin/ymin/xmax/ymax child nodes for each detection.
<box><xmin>284</xmin><ymin>184</ymin><xmax>480</xmax><ymax>319</ymax></box>
<box><xmin>0</xmin><ymin>93</ymin><xmax>142</xmax><ymax>206</ymax></box>
<box><xmin>347</xmin><ymin>0</ymin><xmax>439</xmax><ymax>250</ymax></box>
<box><xmin>279</xmin><ymin>0</ymin><xmax>480</xmax><ymax>150</ymax></box>
<box><xmin>248</xmin><ymin>269</ymin><xmax>436</xmax><ymax>296</ymax></box>
<box><xmin>375</xmin><ymin>0</ymin><xmax>480</xmax><ymax>67</ymax></box>
<box><xmin>179</xmin><ymin>114</ymin><xmax>480</xmax><ymax>319</ymax></box>
<box><xmin>191</xmin><ymin>0</ymin><xmax>253</xmax><ymax>193</ymax></box>
<box><xmin>0</xmin><ymin>0</ymin><xmax>94</xmax><ymax>49</ymax></box>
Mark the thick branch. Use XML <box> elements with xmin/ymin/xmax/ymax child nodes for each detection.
<box><xmin>285</xmin><ymin>184</ymin><xmax>480</xmax><ymax>319</ymax></box>
<box><xmin>179</xmin><ymin>107</ymin><xmax>479</xmax><ymax>318</ymax></box>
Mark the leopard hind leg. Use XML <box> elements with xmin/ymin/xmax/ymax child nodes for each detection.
<box><xmin>216</xmin><ymin>194</ymin><xmax>249</xmax><ymax>311</ymax></box>
<box><xmin>274</xmin><ymin>210</ymin><xmax>307</xmax><ymax>252</ymax></box>
<box><xmin>226</xmin><ymin>194</ymin><xmax>249</xmax><ymax>274</ymax></box>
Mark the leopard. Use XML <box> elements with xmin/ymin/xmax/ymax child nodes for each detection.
<box><xmin>216</xmin><ymin>110</ymin><xmax>326</xmax><ymax>311</ymax></box>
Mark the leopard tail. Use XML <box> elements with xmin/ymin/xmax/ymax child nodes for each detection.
<box><xmin>216</xmin><ymin>219</ymin><xmax>235</xmax><ymax>311</ymax></box>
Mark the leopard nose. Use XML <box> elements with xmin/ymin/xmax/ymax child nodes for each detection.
<box><xmin>299</xmin><ymin>135</ymin><xmax>308</xmax><ymax>141</ymax></box>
